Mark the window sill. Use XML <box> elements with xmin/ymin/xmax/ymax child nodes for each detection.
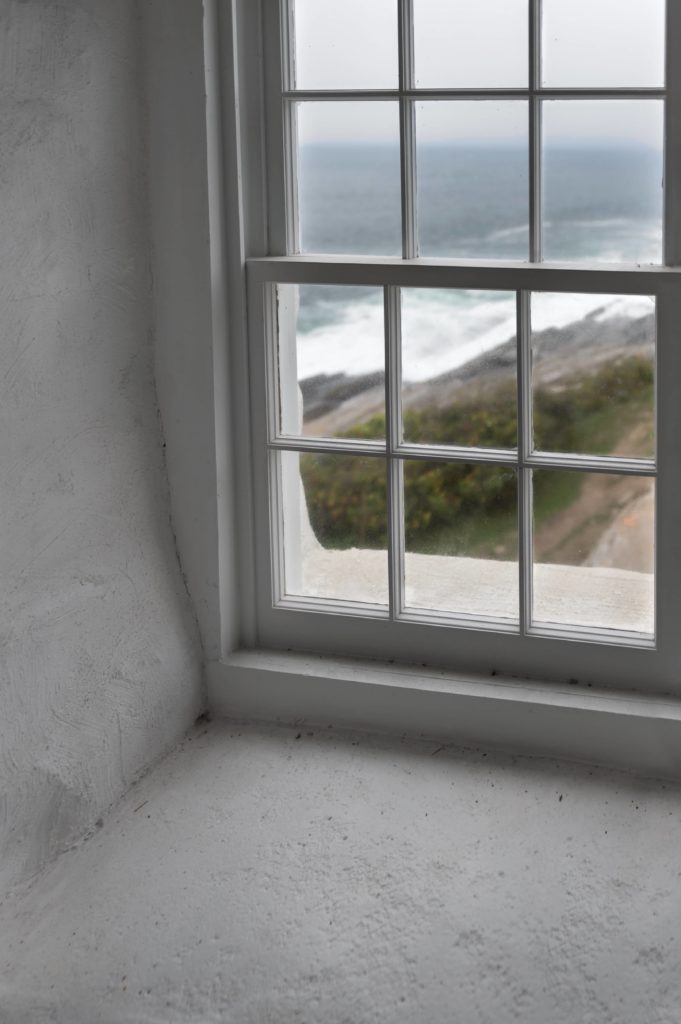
<box><xmin>207</xmin><ymin>650</ymin><xmax>681</xmax><ymax>780</ymax></box>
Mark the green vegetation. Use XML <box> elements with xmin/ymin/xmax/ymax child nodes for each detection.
<box><xmin>533</xmin><ymin>355</ymin><xmax>654</xmax><ymax>456</ymax></box>
<box><xmin>300</xmin><ymin>355</ymin><xmax>653</xmax><ymax>559</ymax></box>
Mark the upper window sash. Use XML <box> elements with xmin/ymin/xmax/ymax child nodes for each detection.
<box><xmin>258</xmin><ymin>0</ymin><xmax>681</xmax><ymax>266</ymax></box>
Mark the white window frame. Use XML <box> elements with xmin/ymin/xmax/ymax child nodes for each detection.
<box><xmin>206</xmin><ymin>0</ymin><xmax>681</xmax><ymax>733</ymax></box>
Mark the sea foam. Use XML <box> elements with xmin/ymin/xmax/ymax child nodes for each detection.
<box><xmin>295</xmin><ymin>289</ymin><xmax>654</xmax><ymax>384</ymax></box>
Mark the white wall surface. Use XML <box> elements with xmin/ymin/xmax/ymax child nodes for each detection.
<box><xmin>0</xmin><ymin>0</ymin><xmax>205</xmax><ymax>894</ymax></box>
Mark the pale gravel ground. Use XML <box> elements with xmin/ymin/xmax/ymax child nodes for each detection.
<box><xmin>1</xmin><ymin>719</ymin><xmax>680</xmax><ymax>1024</ymax></box>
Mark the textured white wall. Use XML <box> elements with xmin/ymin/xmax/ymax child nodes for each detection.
<box><xmin>0</xmin><ymin>0</ymin><xmax>205</xmax><ymax>893</ymax></box>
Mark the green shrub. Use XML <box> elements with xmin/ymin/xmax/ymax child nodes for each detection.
<box><xmin>300</xmin><ymin>356</ymin><xmax>653</xmax><ymax>556</ymax></box>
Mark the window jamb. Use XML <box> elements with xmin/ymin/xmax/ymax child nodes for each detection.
<box><xmin>665</xmin><ymin>0</ymin><xmax>681</xmax><ymax>265</ymax></box>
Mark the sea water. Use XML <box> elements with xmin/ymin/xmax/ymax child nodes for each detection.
<box><xmin>294</xmin><ymin>143</ymin><xmax>662</xmax><ymax>384</ymax></box>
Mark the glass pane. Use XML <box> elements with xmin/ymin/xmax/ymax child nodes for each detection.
<box><xmin>533</xmin><ymin>470</ymin><xmax>654</xmax><ymax>634</ymax></box>
<box><xmin>278</xmin><ymin>284</ymin><xmax>385</xmax><ymax>440</ymax></box>
<box><xmin>414</xmin><ymin>0</ymin><xmax>528</xmax><ymax>88</ymax></box>
<box><xmin>542</xmin><ymin>101</ymin><xmax>663</xmax><ymax>264</ymax></box>
<box><xmin>293</xmin><ymin>0</ymin><xmax>398</xmax><ymax>90</ymax></box>
<box><xmin>542</xmin><ymin>0</ymin><xmax>665</xmax><ymax>88</ymax></box>
<box><xmin>531</xmin><ymin>293</ymin><xmax>656</xmax><ymax>459</ymax></box>
<box><xmin>401</xmin><ymin>289</ymin><xmax>517</xmax><ymax>449</ymax></box>
<box><xmin>281</xmin><ymin>451</ymin><xmax>388</xmax><ymax>605</ymax></box>
<box><xmin>297</xmin><ymin>102</ymin><xmax>401</xmax><ymax>256</ymax></box>
<box><xmin>404</xmin><ymin>461</ymin><xmax>518</xmax><ymax>620</ymax></box>
<box><xmin>416</xmin><ymin>102</ymin><xmax>528</xmax><ymax>259</ymax></box>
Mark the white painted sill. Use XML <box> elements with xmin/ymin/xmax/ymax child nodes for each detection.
<box><xmin>208</xmin><ymin>649</ymin><xmax>681</xmax><ymax>781</ymax></box>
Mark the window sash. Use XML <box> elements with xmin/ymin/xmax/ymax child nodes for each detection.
<box><xmin>264</xmin><ymin>0</ymin><xmax>674</xmax><ymax>261</ymax></box>
<box><xmin>252</xmin><ymin>257</ymin><xmax>661</xmax><ymax>634</ymax></box>
<box><xmin>245</xmin><ymin>256</ymin><xmax>681</xmax><ymax>689</ymax></box>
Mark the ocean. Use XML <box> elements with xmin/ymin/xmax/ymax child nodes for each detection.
<box><xmin>292</xmin><ymin>143</ymin><xmax>661</xmax><ymax>384</ymax></box>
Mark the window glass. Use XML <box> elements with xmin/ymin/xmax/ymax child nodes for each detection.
<box><xmin>416</xmin><ymin>102</ymin><xmax>528</xmax><ymax>259</ymax></box>
<box><xmin>292</xmin><ymin>0</ymin><xmax>398</xmax><ymax>90</ymax></box>
<box><xmin>542</xmin><ymin>101</ymin><xmax>664</xmax><ymax>264</ymax></box>
<box><xmin>281</xmin><ymin>451</ymin><xmax>389</xmax><ymax>605</ymax></box>
<box><xmin>297</xmin><ymin>102</ymin><xmax>401</xmax><ymax>256</ymax></box>
<box><xmin>401</xmin><ymin>288</ymin><xmax>518</xmax><ymax>449</ymax></box>
<box><xmin>531</xmin><ymin>293</ymin><xmax>656</xmax><ymax>459</ymax></box>
<box><xmin>414</xmin><ymin>0</ymin><xmax>528</xmax><ymax>88</ymax></box>
<box><xmin>533</xmin><ymin>470</ymin><xmax>654</xmax><ymax>635</ymax></box>
<box><xmin>278</xmin><ymin>284</ymin><xmax>385</xmax><ymax>440</ymax></box>
<box><xmin>542</xmin><ymin>0</ymin><xmax>665</xmax><ymax>88</ymax></box>
<box><xmin>404</xmin><ymin>460</ymin><xmax>519</xmax><ymax>619</ymax></box>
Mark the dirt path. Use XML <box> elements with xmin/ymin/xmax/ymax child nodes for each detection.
<box><xmin>305</xmin><ymin>384</ymin><xmax>384</xmax><ymax>437</ymax></box>
<box><xmin>534</xmin><ymin>417</ymin><xmax>654</xmax><ymax>571</ymax></box>
<box><xmin>534</xmin><ymin>473</ymin><xmax>653</xmax><ymax>571</ymax></box>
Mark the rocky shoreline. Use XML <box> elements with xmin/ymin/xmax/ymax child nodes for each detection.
<box><xmin>301</xmin><ymin>309</ymin><xmax>655</xmax><ymax>437</ymax></box>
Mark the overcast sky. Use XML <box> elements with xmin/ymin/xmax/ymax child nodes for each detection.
<box><xmin>294</xmin><ymin>0</ymin><xmax>665</xmax><ymax>144</ymax></box>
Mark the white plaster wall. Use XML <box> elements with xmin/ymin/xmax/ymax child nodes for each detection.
<box><xmin>0</xmin><ymin>0</ymin><xmax>205</xmax><ymax>893</ymax></box>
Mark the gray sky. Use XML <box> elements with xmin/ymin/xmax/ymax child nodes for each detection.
<box><xmin>294</xmin><ymin>0</ymin><xmax>665</xmax><ymax>144</ymax></box>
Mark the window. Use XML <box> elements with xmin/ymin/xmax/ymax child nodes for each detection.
<box><xmin>241</xmin><ymin>0</ymin><xmax>681</xmax><ymax>693</ymax></box>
